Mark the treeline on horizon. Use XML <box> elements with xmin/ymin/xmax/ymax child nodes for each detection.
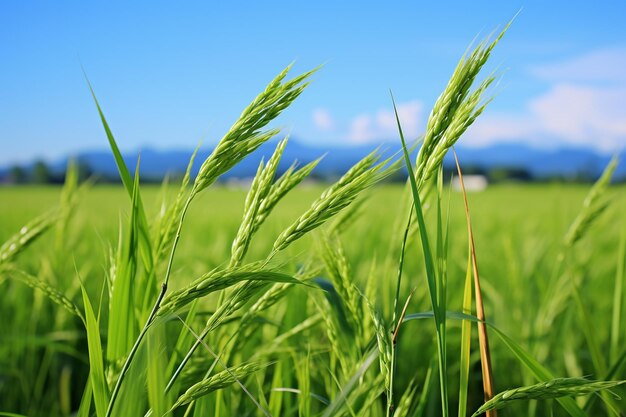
<box><xmin>2</xmin><ymin>158</ymin><xmax>624</xmax><ymax>186</ymax></box>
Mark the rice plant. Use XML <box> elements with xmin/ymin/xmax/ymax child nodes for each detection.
<box><xmin>1</xmin><ymin>19</ymin><xmax>625</xmax><ymax>417</ymax></box>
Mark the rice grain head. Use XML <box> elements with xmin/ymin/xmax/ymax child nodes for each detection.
<box><xmin>472</xmin><ymin>378</ymin><xmax>626</xmax><ymax>417</ymax></box>
<box><xmin>364</xmin><ymin>296</ymin><xmax>392</xmax><ymax>392</ymax></box>
<box><xmin>272</xmin><ymin>150</ymin><xmax>395</xmax><ymax>253</ymax></box>
<box><xmin>415</xmin><ymin>24</ymin><xmax>510</xmax><ymax>186</ymax></box>
<box><xmin>564</xmin><ymin>156</ymin><xmax>618</xmax><ymax>247</ymax></box>
<box><xmin>192</xmin><ymin>65</ymin><xmax>316</xmax><ymax>196</ymax></box>
<box><xmin>230</xmin><ymin>138</ymin><xmax>289</xmax><ymax>267</ymax></box>
<box><xmin>170</xmin><ymin>362</ymin><xmax>271</xmax><ymax>410</ymax></box>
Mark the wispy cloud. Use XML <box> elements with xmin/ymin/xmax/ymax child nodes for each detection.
<box><xmin>466</xmin><ymin>48</ymin><xmax>626</xmax><ymax>151</ymax></box>
<box><xmin>529</xmin><ymin>47</ymin><xmax>626</xmax><ymax>83</ymax></box>
<box><xmin>347</xmin><ymin>100</ymin><xmax>423</xmax><ymax>143</ymax></box>
<box><xmin>312</xmin><ymin>108</ymin><xmax>335</xmax><ymax>131</ymax></box>
<box><xmin>531</xmin><ymin>84</ymin><xmax>626</xmax><ymax>147</ymax></box>
<box><xmin>468</xmin><ymin>84</ymin><xmax>626</xmax><ymax>150</ymax></box>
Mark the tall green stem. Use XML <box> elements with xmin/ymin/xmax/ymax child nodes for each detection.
<box><xmin>105</xmin><ymin>194</ymin><xmax>194</xmax><ymax>417</ymax></box>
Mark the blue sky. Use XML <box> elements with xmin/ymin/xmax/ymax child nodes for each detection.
<box><xmin>1</xmin><ymin>1</ymin><xmax>625</xmax><ymax>165</ymax></box>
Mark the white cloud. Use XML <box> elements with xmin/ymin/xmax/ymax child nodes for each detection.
<box><xmin>348</xmin><ymin>100</ymin><xmax>423</xmax><ymax>144</ymax></box>
<box><xmin>531</xmin><ymin>84</ymin><xmax>626</xmax><ymax>147</ymax></box>
<box><xmin>312</xmin><ymin>108</ymin><xmax>335</xmax><ymax>131</ymax></box>
<box><xmin>466</xmin><ymin>48</ymin><xmax>626</xmax><ymax>152</ymax></box>
<box><xmin>530</xmin><ymin>48</ymin><xmax>626</xmax><ymax>83</ymax></box>
<box><xmin>465</xmin><ymin>114</ymin><xmax>531</xmax><ymax>146</ymax></box>
<box><xmin>466</xmin><ymin>83</ymin><xmax>626</xmax><ymax>151</ymax></box>
<box><xmin>349</xmin><ymin>114</ymin><xmax>374</xmax><ymax>143</ymax></box>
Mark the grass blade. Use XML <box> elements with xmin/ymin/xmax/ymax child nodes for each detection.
<box><xmin>106</xmin><ymin>159</ymin><xmax>141</xmax><ymax>362</ymax></box>
<box><xmin>393</xmin><ymin>94</ymin><xmax>448</xmax><ymax>417</ymax></box>
<box><xmin>610</xmin><ymin>224</ymin><xmax>626</xmax><ymax>362</ymax></box>
<box><xmin>147</xmin><ymin>325</ymin><xmax>173</xmax><ymax>417</ymax></box>
<box><xmin>321</xmin><ymin>348</ymin><xmax>378</xmax><ymax>417</ymax></box>
<box><xmin>454</xmin><ymin>152</ymin><xmax>496</xmax><ymax>415</ymax></box>
<box><xmin>414</xmin><ymin>360</ymin><xmax>436</xmax><ymax>417</ymax></box>
<box><xmin>490</xmin><ymin>329</ymin><xmax>586</xmax><ymax>417</ymax></box>
<box><xmin>77</xmin><ymin>378</ymin><xmax>93</xmax><ymax>417</ymax></box>
<box><xmin>392</xmin><ymin>378</ymin><xmax>419</xmax><ymax>417</ymax></box>
<box><xmin>458</xmin><ymin>250</ymin><xmax>473</xmax><ymax>417</ymax></box>
<box><xmin>80</xmin><ymin>283</ymin><xmax>110</xmax><ymax>417</ymax></box>
<box><xmin>403</xmin><ymin>310</ymin><xmax>589</xmax><ymax>417</ymax></box>
<box><xmin>84</xmin><ymin>74</ymin><xmax>154</xmax><ymax>274</ymax></box>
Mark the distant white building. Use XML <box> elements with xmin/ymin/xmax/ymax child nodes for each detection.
<box><xmin>451</xmin><ymin>175</ymin><xmax>488</xmax><ymax>191</ymax></box>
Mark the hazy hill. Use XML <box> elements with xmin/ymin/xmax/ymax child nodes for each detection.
<box><xmin>1</xmin><ymin>139</ymin><xmax>624</xmax><ymax>182</ymax></box>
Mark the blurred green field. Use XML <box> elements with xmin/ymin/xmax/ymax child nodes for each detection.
<box><xmin>2</xmin><ymin>183</ymin><xmax>620</xmax><ymax>300</ymax></box>
<box><xmin>1</xmin><ymin>183</ymin><xmax>625</xmax><ymax>416</ymax></box>
<box><xmin>2</xmin><ymin>183</ymin><xmax>617</xmax><ymax>267</ymax></box>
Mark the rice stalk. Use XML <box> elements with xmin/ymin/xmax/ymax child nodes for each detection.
<box><xmin>610</xmin><ymin>224</ymin><xmax>626</xmax><ymax>363</ymax></box>
<box><xmin>170</xmin><ymin>362</ymin><xmax>271</xmax><ymax>410</ymax></box>
<box><xmin>414</xmin><ymin>24</ymin><xmax>509</xmax><ymax>185</ymax></box>
<box><xmin>85</xmin><ymin>73</ymin><xmax>155</xmax><ymax>274</ymax></box>
<box><xmin>320</xmin><ymin>233</ymin><xmax>363</xmax><ymax>344</ymax></box>
<box><xmin>414</xmin><ymin>360</ymin><xmax>437</xmax><ymax>417</ymax></box>
<box><xmin>106</xmin><ymin>160</ymin><xmax>141</xmax><ymax>362</ymax></box>
<box><xmin>230</xmin><ymin>138</ymin><xmax>288</xmax><ymax>267</ymax></box>
<box><xmin>395</xmin><ymin>96</ymin><xmax>449</xmax><ymax>417</ymax></box>
<box><xmin>164</xmin><ymin>266</ymin><xmax>316</xmax><ymax>392</ymax></box>
<box><xmin>80</xmin><ymin>282</ymin><xmax>109</xmax><ymax>417</ymax></box>
<box><xmin>454</xmin><ymin>151</ymin><xmax>496</xmax><ymax>416</ymax></box>
<box><xmin>251</xmin><ymin>314</ymin><xmax>323</xmax><ymax>360</ymax></box>
<box><xmin>153</xmin><ymin>146</ymin><xmax>199</xmax><ymax>264</ymax></box>
<box><xmin>295</xmin><ymin>350</ymin><xmax>312</xmax><ymax>417</ymax></box>
<box><xmin>158</xmin><ymin>266</ymin><xmax>308</xmax><ymax>315</ymax></box>
<box><xmin>392</xmin><ymin>378</ymin><xmax>419</xmax><ymax>417</ymax></box>
<box><xmin>536</xmin><ymin>157</ymin><xmax>620</xmax><ymax>352</ymax></box>
<box><xmin>173</xmin><ymin>268</ymin><xmax>320</xmax><ymax>395</ymax></box>
<box><xmin>271</xmin><ymin>150</ymin><xmax>395</xmax><ymax>254</ymax></box>
<box><xmin>364</xmin><ymin>296</ymin><xmax>392</xmax><ymax>394</ymax></box>
<box><xmin>253</xmin><ymin>158</ymin><xmax>320</xmax><ymax>235</ymax></box>
<box><xmin>100</xmin><ymin>65</ymin><xmax>315</xmax><ymax>417</ymax></box>
<box><xmin>564</xmin><ymin>156</ymin><xmax>618</xmax><ymax>247</ymax></box>
<box><xmin>191</xmin><ymin>64</ymin><xmax>317</xmax><ymax>196</ymax></box>
<box><xmin>314</xmin><ymin>294</ymin><xmax>352</xmax><ymax>379</ymax></box>
<box><xmin>0</xmin><ymin>210</ymin><xmax>58</xmax><ymax>266</ymax></box>
<box><xmin>54</xmin><ymin>159</ymin><xmax>80</xmax><ymax>253</ymax></box>
<box><xmin>7</xmin><ymin>268</ymin><xmax>84</xmax><ymax>322</ymax></box>
<box><xmin>320</xmin><ymin>348</ymin><xmax>378</xmax><ymax>417</ymax></box>
<box><xmin>389</xmin><ymin>23</ymin><xmax>509</xmax><ymax>417</ymax></box>
<box><xmin>471</xmin><ymin>378</ymin><xmax>625</xmax><ymax>417</ymax></box>
<box><xmin>329</xmin><ymin>195</ymin><xmax>368</xmax><ymax>236</ymax></box>
<box><xmin>240</xmin><ymin>264</ymin><xmax>321</xmax><ymax>329</ymax></box>
<box><xmin>458</xmin><ymin>248</ymin><xmax>473</xmax><ymax>417</ymax></box>
<box><xmin>387</xmin><ymin>289</ymin><xmax>415</xmax><ymax>416</ymax></box>
<box><xmin>168</xmin><ymin>316</ymin><xmax>273</xmax><ymax>417</ymax></box>
<box><xmin>333</xmin><ymin>373</ymin><xmax>385</xmax><ymax>417</ymax></box>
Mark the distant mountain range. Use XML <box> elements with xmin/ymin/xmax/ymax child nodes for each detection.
<box><xmin>1</xmin><ymin>139</ymin><xmax>624</xmax><ymax>182</ymax></box>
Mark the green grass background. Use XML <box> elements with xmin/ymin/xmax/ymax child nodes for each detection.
<box><xmin>1</xmin><ymin>183</ymin><xmax>624</xmax><ymax>415</ymax></box>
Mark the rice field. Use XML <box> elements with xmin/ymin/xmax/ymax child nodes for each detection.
<box><xmin>1</xmin><ymin>180</ymin><xmax>624</xmax><ymax>416</ymax></box>
<box><xmin>1</xmin><ymin>23</ymin><xmax>625</xmax><ymax>417</ymax></box>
